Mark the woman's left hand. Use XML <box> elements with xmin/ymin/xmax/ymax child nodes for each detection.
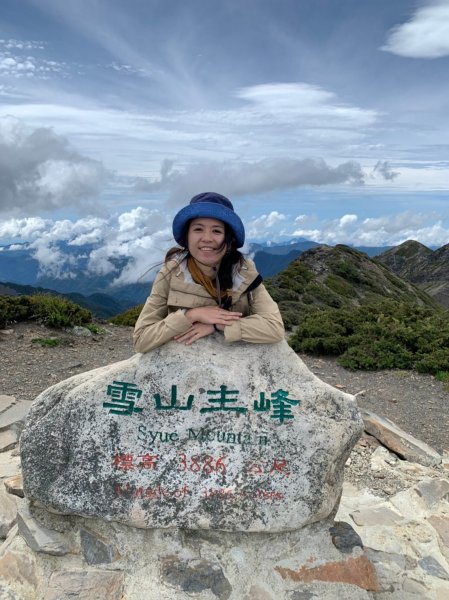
<box><xmin>174</xmin><ymin>323</ymin><xmax>214</xmax><ymax>345</ymax></box>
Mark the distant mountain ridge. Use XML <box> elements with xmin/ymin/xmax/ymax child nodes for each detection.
<box><xmin>0</xmin><ymin>282</ymin><xmax>127</xmax><ymax>319</ymax></box>
<box><xmin>0</xmin><ymin>238</ymin><xmax>389</xmax><ymax>308</ymax></box>
<box><xmin>1</xmin><ymin>238</ymin><xmax>442</xmax><ymax>318</ymax></box>
<box><xmin>265</xmin><ymin>244</ymin><xmax>439</xmax><ymax>329</ymax></box>
<box><xmin>376</xmin><ymin>240</ymin><xmax>449</xmax><ymax>307</ymax></box>
<box><xmin>0</xmin><ymin>241</ymin><xmax>151</xmax><ymax>311</ymax></box>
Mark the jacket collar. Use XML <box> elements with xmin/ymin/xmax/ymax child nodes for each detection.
<box><xmin>171</xmin><ymin>254</ymin><xmax>254</xmax><ymax>295</ymax></box>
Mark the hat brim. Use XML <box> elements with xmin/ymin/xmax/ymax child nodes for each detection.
<box><xmin>172</xmin><ymin>202</ymin><xmax>245</xmax><ymax>248</ymax></box>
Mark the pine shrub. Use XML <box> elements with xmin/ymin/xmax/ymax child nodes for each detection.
<box><xmin>0</xmin><ymin>294</ymin><xmax>91</xmax><ymax>328</ymax></box>
<box><xmin>289</xmin><ymin>300</ymin><xmax>449</xmax><ymax>373</ymax></box>
<box><xmin>110</xmin><ymin>304</ymin><xmax>144</xmax><ymax>327</ymax></box>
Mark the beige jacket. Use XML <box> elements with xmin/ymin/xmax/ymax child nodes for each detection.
<box><xmin>133</xmin><ymin>256</ymin><xmax>284</xmax><ymax>353</ymax></box>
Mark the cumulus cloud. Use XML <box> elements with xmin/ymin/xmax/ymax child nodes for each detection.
<box><xmin>0</xmin><ymin>117</ymin><xmax>108</xmax><ymax>215</ymax></box>
<box><xmin>0</xmin><ymin>216</ymin><xmax>51</xmax><ymax>239</ymax></box>
<box><xmin>3</xmin><ymin>208</ymin><xmax>449</xmax><ymax>281</ymax></box>
<box><xmin>291</xmin><ymin>210</ymin><xmax>449</xmax><ymax>247</ymax></box>
<box><xmin>246</xmin><ymin>211</ymin><xmax>287</xmax><ymax>239</ymax></box>
<box><xmin>0</xmin><ymin>208</ymin><xmax>172</xmax><ymax>283</ymax></box>
<box><xmin>135</xmin><ymin>158</ymin><xmax>366</xmax><ymax>206</ymax></box>
<box><xmin>382</xmin><ymin>1</ymin><xmax>449</xmax><ymax>58</ymax></box>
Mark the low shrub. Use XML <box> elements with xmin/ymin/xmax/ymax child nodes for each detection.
<box><xmin>31</xmin><ymin>337</ymin><xmax>61</xmax><ymax>347</ymax></box>
<box><xmin>289</xmin><ymin>300</ymin><xmax>449</xmax><ymax>373</ymax></box>
<box><xmin>85</xmin><ymin>323</ymin><xmax>106</xmax><ymax>335</ymax></box>
<box><xmin>110</xmin><ymin>304</ymin><xmax>144</xmax><ymax>327</ymax></box>
<box><xmin>0</xmin><ymin>293</ymin><xmax>92</xmax><ymax>328</ymax></box>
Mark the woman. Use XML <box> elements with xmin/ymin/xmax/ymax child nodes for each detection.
<box><xmin>133</xmin><ymin>192</ymin><xmax>284</xmax><ymax>353</ymax></box>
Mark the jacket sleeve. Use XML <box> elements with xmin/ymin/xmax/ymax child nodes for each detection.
<box><xmin>223</xmin><ymin>283</ymin><xmax>285</xmax><ymax>344</ymax></box>
<box><xmin>133</xmin><ymin>266</ymin><xmax>193</xmax><ymax>353</ymax></box>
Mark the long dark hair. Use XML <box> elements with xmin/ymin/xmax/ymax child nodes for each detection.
<box><xmin>165</xmin><ymin>221</ymin><xmax>244</xmax><ymax>290</ymax></box>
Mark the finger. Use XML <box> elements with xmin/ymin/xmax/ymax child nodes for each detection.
<box><xmin>174</xmin><ymin>330</ymin><xmax>193</xmax><ymax>340</ymax></box>
<box><xmin>175</xmin><ymin>331</ymin><xmax>195</xmax><ymax>343</ymax></box>
<box><xmin>216</xmin><ymin>315</ymin><xmax>241</xmax><ymax>324</ymax></box>
<box><xmin>185</xmin><ymin>330</ymin><xmax>203</xmax><ymax>345</ymax></box>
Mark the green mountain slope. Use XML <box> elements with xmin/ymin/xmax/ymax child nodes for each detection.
<box><xmin>0</xmin><ymin>282</ymin><xmax>124</xmax><ymax>319</ymax></box>
<box><xmin>377</xmin><ymin>240</ymin><xmax>449</xmax><ymax>307</ymax></box>
<box><xmin>265</xmin><ymin>244</ymin><xmax>439</xmax><ymax>328</ymax></box>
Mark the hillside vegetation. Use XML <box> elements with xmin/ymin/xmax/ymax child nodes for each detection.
<box><xmin>265</xmin><ymin>245</ymin><xmax>449</xmax><ymax>373</ymax></box>
<box><xmin>11</xmin><ymin>244</ymin><xmax>447</xmax><ymax>374</ymax></box>
<box><xmin>110</xmin><ymin>304</ymin><xmax>144</xmax><ymax>327</ymax></box>
<box><xmin>265</xmin><ymin>244</ymin><xmax>439</xmax><ymax>329</ymax></box>
<box><xmin>0</xmin><ymin>281</ymin><xmax>125</xmax><ymax>319</ymax></box>
<box><xmin>289</xmin><ymin>299</ymin><xmax>449</xmax><ymax>373</ymax></box>
<box><xmin>0</xmin><ymin>294</ymin><xmax>92</xmax><ymax>329</ymax></box>
<box><xmin>377</xmin><ymin>240</ymin><xmax>449</xmax><ymax>307</ymax></box>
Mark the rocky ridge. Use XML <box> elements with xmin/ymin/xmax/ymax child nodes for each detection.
<box><xmin>266</xmin><ymin>244</ymin><xmax>438</xmax><ymax>329</ymax></box>
<box><xmin>377</xmin><ymin>240</ymin><xmax>449</xmax><ymax>308</ymax></box>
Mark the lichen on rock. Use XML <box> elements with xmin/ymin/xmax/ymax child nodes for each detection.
<box><xmin>21</xmin><ymin>337</ymin><xmax>363</xmax><ymax>532</ymax></box>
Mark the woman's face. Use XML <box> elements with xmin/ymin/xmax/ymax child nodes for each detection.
<box><xmin>187</xmin><ymin>218</ymin><xmax>227</xmax><ymax>268</ymax></box>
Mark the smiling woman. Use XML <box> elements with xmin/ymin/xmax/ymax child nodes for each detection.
<box><xmin>133</xmin><ymin>192</ymin><xmax>285</xmax><ymax>353</ymax></box>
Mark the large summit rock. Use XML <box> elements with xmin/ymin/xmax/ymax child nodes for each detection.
<box><xmin>21</xmin><ymin>338</ymin><xmax>363</xmax><ymax>532</ymax></box>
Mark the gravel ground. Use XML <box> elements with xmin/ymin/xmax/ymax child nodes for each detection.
<box><xmin>1</xmin><ymin>322</ymin><xmax>448</xmax><ymax>455</ymax></box>
<box><xmin>299</xmin><ymin>353</ymin><xmax>449</xmax><ymax>455</ymax></box>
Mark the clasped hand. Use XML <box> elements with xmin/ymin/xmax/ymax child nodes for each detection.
<box><xmin>174</xmin><ymin>306</ymin><xmax>242</xmax><ymax>345</ymax></box>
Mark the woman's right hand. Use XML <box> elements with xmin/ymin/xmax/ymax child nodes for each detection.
<box><xmin>185</xmin><ymin>306</ymin><xmax>242</xmax><ymax>326</ymax></box>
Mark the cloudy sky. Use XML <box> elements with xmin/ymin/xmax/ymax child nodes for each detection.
<box><xmin>1</xmin><ymin>0</ymin><xmax>449</xmax><ymax>280</ymax></box>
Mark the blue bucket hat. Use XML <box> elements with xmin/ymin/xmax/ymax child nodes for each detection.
<box><xmin>172</xmin><ymin>192</ymin><xmax>245</xmax><ymax>248</ymax></box>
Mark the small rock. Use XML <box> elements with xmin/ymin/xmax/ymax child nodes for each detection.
<box><xmin>0</xmin><ymin>395</ymin><xmax>16</xmax><ymax>416</ymax></box>
<box><xmin>248</xmin><ymin>584</ymin><xmax>275</xmax><ymax>600</ymax></box>
<box><xmin>70</xmin><ymin>326</ymin><xmax>92</xmax><ymax>337</ymax></box>
<box><xmin>350</xmin><ymin>505</ymin><xmax>403</xmax><ymax>527</ymax></box>
<box><xmin>418</xmin><ymin>556</ymin><xmax>449</xmax><ymax>580</ymax></box>
<box><xmin>0</xmin><ymin>487</ymin><xmax>17</xmax><ymax>539</ymax></box>
<box><xmin>161</xmin><ymin>555</ymin><xmax>232</xmax><ymax>599</ymax></box>
<box><xmin>80</xmin><ymin>527</ymin><xmax>118</xmax><ymax>565</ymax></box>
<box><xmin>415</xmin><ymin>479</ymin><xmax>449</xmax><ymax>508</ymax></box>
<box><xmin>364</xmin><ymin>548</ymin><xmax>408</xmax><ymax>593</ymax></box>
<box><xmin>329</xmin><ymin>521</ymin><xmax>363</xmax><ymax>554</ymax></box>
<box><xmin>428</xmin><ymin>516</ymin><xmax>449</xmax><ymax>554</ymax></box>
<box><xmin>0</xmin><ymin>430</ymin><xmax>18</xmax><ymax>453</ymax></box>
<box><xmin>0</xmin><ymin>398</ymin><xmax>32</xmax><ymax>435</ymax></box>
<box><xmin>360</xmin><ymin>408</ymin><xmax>442</xmax><ymax>467</ymax></box>
<box><xmin>0</xmin><ymin>329</ymin><xmax>14</xmax><ymax>336</ymax></box>
<box><xmin>275</xmin><ymin>555</ymin><xmax>380</xmax><ymax>592</ymax></box>
<box><xmin>4</xmin><ymin>474</ymin><xmax>24</xmax><ymax>498</ymax></box>
<box><xmin>46</xmin><ymin>570</ymin><xmax>124</xmax><ymax>600</ymax></box>
<box><xmin>17</xmin><ymin>500</ymin><xmax>70</xmax><ymax>556</ymax></box>
<box><xmin>0</xmin><ymin>524</ymin><xmax>18</xmax><ymax>556</ymax></box>
<box><xmin>0</xmin><ymin>450</ymin><xmax>20</xmax><ymax>479</ymax></box>
<box><xmin>0</xmin><ymin>549</ymin><xmax>38</xmax><ymax>589</ymax></box>
<box><xmin>402</xmin><ymin>577</ymin><xmax>428</xmax><ymax>594</ymax></box>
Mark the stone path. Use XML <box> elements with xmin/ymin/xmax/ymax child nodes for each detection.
<box><xmin>337</xmin><ymin>437</ymin><xmax>449</xmax><ymax>599</ymax></box>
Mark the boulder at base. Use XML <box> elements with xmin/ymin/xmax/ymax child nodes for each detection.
<box><xmin>21</xmin><ymin>338</ymin><xmax>363</xmax><ymax>532</ymax></box>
